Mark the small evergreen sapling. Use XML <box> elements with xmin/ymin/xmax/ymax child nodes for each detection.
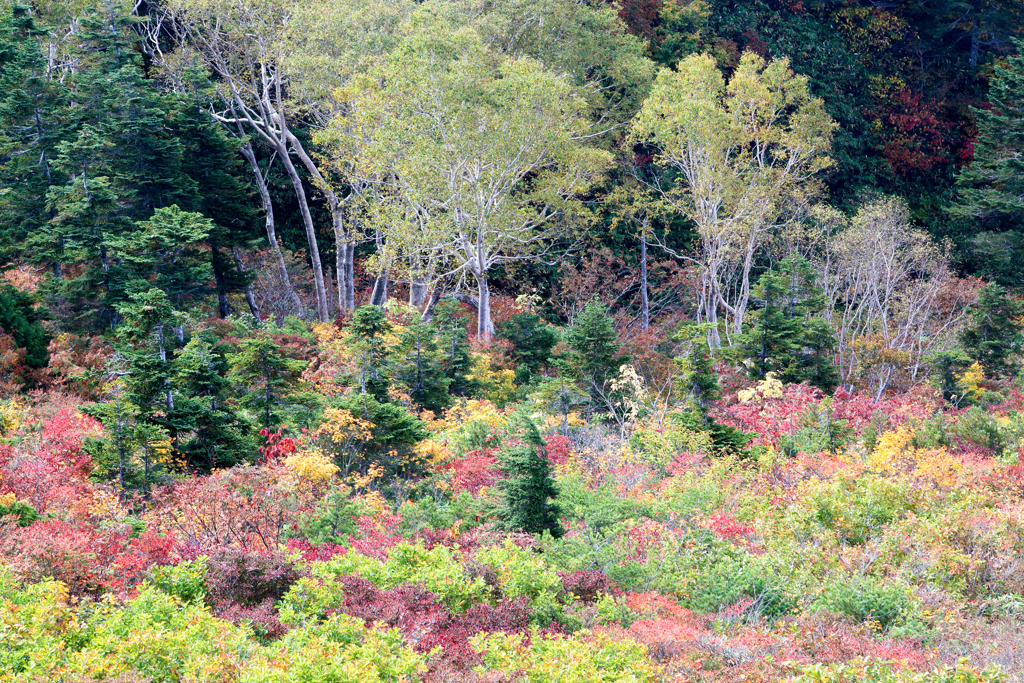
<box><xmin>495</xmin><ymin>419</ymin><xmax>564</xmax><ymax>538</ymax></box>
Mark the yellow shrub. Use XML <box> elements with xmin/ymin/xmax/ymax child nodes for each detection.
<box><xmin>0</xmin><ymin>398</ymin><xmax>26</xmax><ymax>435</ymax></box>
<box><xmin>868</xmin><ymin>427</ymin><xmax>962</xmax><ymax>488</ymax></box>
<box><xmin>284</xmin><ymin>448</ymin><xmax>340</xmax><ymax>484</ymax></box>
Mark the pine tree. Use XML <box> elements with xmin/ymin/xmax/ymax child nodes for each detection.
<box><xmin>495</xmin><ymin>419</ymin><xmax>563</xmax><ymax>538</ymax></box>
<box><xmin>0</xmin><ymin>286</ymin><xmax>48</xmax><ymax>368</ymax></box>
<box><xmin>346</xmin><ymin>305</ymin><xmax>392</xmax><ymax>402</ymax></box>
<box><xmin>960</xmin><ymin>283</ymin><xmax>1023</xmax><ymax>378</ymax></box>
<box><xmin>392</xmin><ymin>318</ymin><xmax>451</xmax><ymax>413</ymax></box>
<box><xmin>558</xmin><ymin>298</ymin><xmax>628</xmax><ymax>414</ymax></box>
<box><xmin>736</xmin><ymin>256</ymin><xmax>838</xmax><ymax>391</ymax></box>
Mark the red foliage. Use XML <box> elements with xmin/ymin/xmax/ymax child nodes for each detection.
<box><xmin>258</xmin><ymin>427</ymin><xmax>298</xmax><ymax>464</ymax></box>
<box><xmin>443</xmin><ymin>448</ymin><xmax>499</xmax><ymax>494</ymax></box>
<box><xmin>543</xmin><ymin>434</ymin><xmax>572</xmax><ymax>466</ymax></box>
<box><xmin>558</xmin><ymin>570</ymin><xmax>618</xmax><ymax>603</ymax></box>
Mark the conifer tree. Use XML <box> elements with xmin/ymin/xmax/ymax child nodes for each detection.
<box><xmin>346</xmin><ymin>305</ymin><xmax>392</xmax><ymax>402</ymax></box>
<box><xmin>495</xmin><ymin>419</ymin><xmax>563</xmax><ymax>538</ymax></box>
<box><xmin>558</xmin><ymin>298</ymin><xmax>628</xmax><ymax>414</ymax></box>
<box><xmin>960</xmin><ymin>283</ymin><xmax>1023</xmax><ymax>378</ymax></box>
<box><xmin>228</xmin><ymin>332</ymin><xmax>308</xmax><ymax>431</ymax></box>
<box><xmin>432</xmin><ymin>299</ymin><xmax>476</xmax><ymax>397</ymax></box>
<box><xmin>392</xmin><ymin>318</ymin><xmax>450</xmax><ymax>413</ymax></box>
<box><xmin>737</xmin><ymin>256</ymin><xmax>838</xmax><ymax>391</ymax></box>
<box><xmin>497</xmin><ymin>312</ymin><xmax>557</xmax><ymax>386</ymax></box>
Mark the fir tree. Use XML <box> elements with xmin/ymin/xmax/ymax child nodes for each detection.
<box><xmin>497</xmin><ymin>311</ymin><xmax>557</xmax><ymax>386</ymax></box>
<box><xmin>495</xmin><ymin>419</ymin><xmax>563</xmax><ymax>538</ymax></box>
<box><xmin>558</xmin><ymin>298</ymin><xmax>628</xmax><ymax>414</ymax></box>
<box><xmin>432</xmin><ymin>299</ymin><xmax>476</xmax><ymax>397</ymax></box>
<box><xmin>392</xmin><ymin>318</ymin><xmax>451</xmax><ymax>413</ymax></box>
<box><xmin>346</xmin><ymin>305</ymin><xmax>392</xmax><ymax>402</ymax></box>
<box><xmin>228</xmin><ymin>332</ymin><xmax>308</xmax><ymax>431</ymax></box>
<box><xmin>960</xmin><ymin>283</ymin><xmax>1023</xmax><ymax>378</ymax></box>
<box><xmin>736</xmin><ymin>256</ymin><xmax>838</xmax><ymax>391</ymax></box>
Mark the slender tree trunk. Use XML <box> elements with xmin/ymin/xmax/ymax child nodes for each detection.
<box><xmin>477</xmin><ymin>271</ymin><xmax>494</xmax><ymax>338</ymax></box>
<box><xmin>212</xmin><ymin>248</ymin><xmax>231</xmax><ymax>318</ymax></box>
<box><xmin>410</xmin><ymin>257</ymin><xmax>428</xmax><ymax>309</ymax></box>
<box><xmin>345</xmin><ymin>242</ymin><xmax>356</xmax><ymax>310</ymax></box>
<box><xmin>640</xmin><ymin>234</ymin><xmax>650</xmax><ymax>331</ymax></box>
<box><xmin>239</xmin><ymin>142</ymin><xmax>302</xmax><ymax>317</ymax></box>
<box><xmin>232</xmin><ymin>247</ymin><xmax>262</xmax><ymax>321</ymax></box>
<box><xmin>278</xmin><ymin>149</ymin><xmax>329</xmax><ymax>322</ymax></box>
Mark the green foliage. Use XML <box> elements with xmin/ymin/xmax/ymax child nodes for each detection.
<box><xmin>735</xmin><ymin>256</ymin><xmax>838</xmax><ymax>391</ymax></box>
<box><xmin>814</xmin><ymin>577</ymin><xmax>917</xmax><ymax>633</ymax></box>
<box><xmin>495</xmin><ymin>419</ymin><xmax>564</xmax><ymax>538</ymax></box>
<box><xmin>0</xmin><ymin>285</ymin><xmax>48</xmax><ymax>368</ymax></box>
<box><xmin>347</xmin><ymin>305</ymin><xmax>392</xmax><ymax>402</ymax></box>
<box><xmin>294</xmin><ymin>486</ymin><xmax>361</xmax><ymax>545</ymax></box>
<box><xmin>558</xmin><ymin>298</ymin><xmax>628</xmax><ymax>415</ymax></box>
<box><xmin>391</xmin><ymin>317</ymin><xmax>450</xmax><ymax>413</ymax></box>
<box><xmin>147</xmin><ymin>558</ymin><xmax>209</xmax><ymax>604</ymax></box>
<box><xmin>930</xmin><ymin>349</ymin><xmax>975</xmax><ymax>404</ymax></box>
<box><xmin>338</xmin><ymin>392</ymin><xmax>428</xmax><ymax>475</ymax></box>
<box><xmin>960</xmin><ymin>283</ymin><xmax>1023</xmax><ymax>378</ymax></box>
<box><xmin>431</xmin><ymin>299</ymin><xmax>476</xmax><ymax>397</ymax></box>
<box><xmin>228</xmin><ymin>332</ymin><xmax>309</xmax><ymax>431</ymax></box>
<box><xmin>0</xmin><ymin>497</ymin><xmax>38</xmax><ymax>526</ymax></box>
<box><xmin>497</xmin><ymin>311</ymin><xmax>557</xmax><ymax>386</ymax></box>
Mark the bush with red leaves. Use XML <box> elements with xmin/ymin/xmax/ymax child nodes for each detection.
<box><xmin>559</xmin><ymin>570</ymin><xmax>618</xmax><ymax>603</ymax></box>
<box><xmin>204</xmin><ymin>547</ymin><xmax>301</xmax><ymax>638</ymax></box>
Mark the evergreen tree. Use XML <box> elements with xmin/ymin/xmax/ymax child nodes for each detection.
<box><xmin>0</xmin><ymin>3</ymin><xmax>70</xmax><ymax>264</ymax></box>
<box><xmin>736</xmin><ymin>256</ymin><xmax>838</xmax><ymax>391</ymax></box>
<box><xmin>392</xmin><ymin>318</ymin><xmax>450</xmax><ymax>413</ymax></box>
<box><xmin>0</xmin><ymin>286</ymin><xmax>48</xmax><ymax>368</ymax></box>
<box><xmin>228</xmin><ymin>332</ymin><xmax>308</xmax><ymax>431</ymax></box>
<box><xmin>930</xmin><ymin>349</ymin><xmax>974</xmax><ymax>405</ymax></box>
<box><xmin>497</xmin><ymin>312</ymin><xmax>557</xmax><ymax>386</ymax></box>
<box><xmin>558</xmin><ymin>298</ymin><xmax>628</xmax><ymax>414</ymax></box>
<box><xmin>432</xmin><ymin>299</ymin><xmax>476</xmax><ymax>397</ymax></box>
<box><xmin>960</xmin><ymin>283</ymin><xmax>1023</xmax><ymax>378</ymax></box>
<box><xmin>495</xmin><ymin>419</ymin><xmax>563</xmax><ymax>538</ymax></box>
<box><xmin>173</xmin><ymin>335</ymin><xmax>256</xmax><ymax>471</ymax></box>
<box><xmin>346</xmin><ymin>305</ymin><xmax>392</xmax><ymax>402</ymax></box>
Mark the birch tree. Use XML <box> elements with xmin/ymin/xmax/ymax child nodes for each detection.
<box><xmin>629</xmin><ymin>52</ymin><xmax>836</xmax><ymax>347</ymax></box>
<box><xmin>327</xmin><ymin>19</ymin><xmax>610</xmax><ymax>336</ymax></box>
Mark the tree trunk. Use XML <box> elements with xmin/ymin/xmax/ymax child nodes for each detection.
<box><xmin>477</xmin><ymin>272</ymin><xmax>494</xmax><ymax>338</ymax></box>
<box><xmin>344</xmin><ymin>242</ymin><xmax>356</xmax><ymax>310</ymax></box>
<box><xmin>969</xmin><ymin>17</ymin><xmax>980</xmax><ymax>67</ymax></box>
<box><xmin>232</xmin><ymin>246</ymin><xmax>262</xmax><ymax>321</ymax></box>
<box><xmin>239</xmin><ymin>142</ymin><xmax>302</xmax><ymax>317</ymax></box>
<box><xmin>640</xmin><ymin>234</ymin><xmax>650</xmax><ymax>331</ymax></box>
<box><xmin>421</xmin><ymin>283</ymin><xmax>447</xmax><ymax>321</ymax></box>
<box><xmin>369</xmin><ymin>273</ymin><xmax>389</xmax><ymax>307</ymax></box>
<box><xmin>278</xmin><ymin>150</ymin><xmax>329</xmax><ymax>322</ymax></box>
<box><xmin>410</xmin><ymin>266</ymin><xmax>428</xmax><ymax>308</ymax></box>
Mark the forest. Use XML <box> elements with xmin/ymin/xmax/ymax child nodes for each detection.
<box><xmin>1</xmin><ymin>0</ymin><xmax>1024</xmax><ymax>680</ymax></box>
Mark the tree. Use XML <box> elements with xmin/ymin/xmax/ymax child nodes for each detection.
<box><xmin>345</xmin><ymin>305</ymin><xmax>392</xmax><ymax>403</ymax></box>
<box><xmin>495</xmin><ymin>418</ymin><xmax>563</xmax><ymax>538</ymax></box>
<box><xmin>157</xmin><ymin>0</ymin><xmax>334</xmax><ymax>321</ymax></box>
<box><xmin>496</xmin><ymin>312</ymin><xmax>557</xmax><ymax>386</ymax></box>
<box><xmin>953</xmin><ymin>39</ymin><xmax>1024</xmax><ymax>284</ymax></box>
<box><xmin>392</xmin><ymin>318</ymin><xmax>451</xmax><ymax>413</ymax></box>
<box><xmin>0</xmin><ymin>286</ymin><xmax>48</xmax><ymax>369</ymax></box>
<box><xmin>629</xmin><ymin>52</ymin><xmax>835</xmax><ymax>347</ymax></box>
<box><xmin>432</xmin><ymin>299</ymin><xmax>476</xmax><ymax>398</ymax></box>
<box><xmin>736</xmin><ymin>256</ymin><xmax>838</xmax><ymax>391</ymax></box>
<box><xmin>558</xmin><ymin>298</ymin><xmax>629</xmax><ymax>416</ymax></box>
<box><xmin>327</xmin><ymin>16</ymin><xmax>611</xmax><ymax>336</ymax></box>
<box><xmin>228</xmin><ymin>332</ymin><xmax>308</xmax><ymax>431</ymax></box>
<box><xmin>960</xmin><ymin>283</ymin><xmax>1023</xmax><ymax>378</ymax></box>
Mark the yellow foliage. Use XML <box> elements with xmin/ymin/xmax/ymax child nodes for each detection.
<box><xmin>284</xmin><ymin>448</ymin><xmax>340</xmax><ymax>484</ymax></box>
<box><xmin>317</xmin><ymin>407</ymin><xmax>374</xmax><ymax>444</ymax></box>
<box><xmin>428</xmin><ymin>399</ymin><xmax>508</xmax><ymax>434</ymax></box>
<box><xmin>466</xmin><ymin>353</ymin><xmax>516</xmax><ymax>406</ymax></box>
<box><xmin>737</xmin><ymin>372</ymin><xmax>784</xmax><ymax>404</ymax></box>
<box><xmin>867</xmin><ymin>427</ymin><xmax>963</xmax><ymax>488</ymax></box>
<box><xmin>0</xmin><ymin>398</ymin><xmax>25</xmax><ymax>435</ymax></box>
<box><xmin>957</xmin><ymin>362</ymin><xmax>984</xmax><ymax>400</ymax></box>
<box><xmin>0</xmin><ymin>492</ymin><xmax>15</xmax><ymax>507</ymax></box>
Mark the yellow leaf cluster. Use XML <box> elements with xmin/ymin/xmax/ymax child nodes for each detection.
<box><xmin>0</xmin><ymin>398</ymin><xmax>26</xmax><ymax>435</ymax></box>
<box><xmin>868</xmin><ymin>427</ymin><xmax>963</xmax><ymax>488</ymax></box>
<box><xmin>737</xmin><ymin>372</ymin><xmax>785</xmax><ymax>404</ymax></box>
<box><xmin>466</xmin><ymin>353</ymin><xmax>516</xmax><ymax>406</ymax></box>
<box><xmin>957</xmin><ymin>362</ymin><xmax>984</xmax><ymax>400</ymax></box>
<box><xmin>284</xmin><ymin>448</ymin><xmax>340</xmax><ymax>484</ymax></box>
<box><xmin>317</xmin><ymin>407</ymin><xmax>374</xmax><ymax>444</ymax></box>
